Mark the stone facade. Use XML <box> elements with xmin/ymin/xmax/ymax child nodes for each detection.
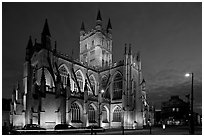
<box><xmin>10</xmin><ymin>11</ymin><xmax>149</xmax><ymax>129</ymax></box>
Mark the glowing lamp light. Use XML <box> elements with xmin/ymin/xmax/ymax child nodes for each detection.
<box><xmin>101</xmin><ymin>89</ymin><xmax>104</xmax><ymax>93</ymax></box>
<box><xmin>185</xmin><ymin>73</ymin><xmax>190</xmax><ymax>77</ymax></box>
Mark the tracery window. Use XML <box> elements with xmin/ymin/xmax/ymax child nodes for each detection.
<box><xmin>102</xmin><ymin>107</ymin><xmax>108</xmax><ymax>122</ymax></box>
<box><xmin>101</xmin><ymin>75</ymin><xmax>110</xmax><ymax>99</ymax></box>
<box><xmin>74</xmin><ymin>71</ymin><xmax>83</xmax><ymax>92</ymax></box>
<box><xmin>71</xmin><ymin>103</ymin><xmax>81</xmax><ymax>122</ymax></box>
<box><xmin>113</xmin><ymin>73</ymin><xmax>123</xmax><ymax>100</ymax></box>
<box><xmin>88</xmin><ymin>105</ymin><xmax>96</xmax><ymax>123</ymax></box>
<box><xmin>113</xmin><ymin>106</ymin><xmax>122</xmax><ymax>122</ymax></box>
<box><xmin>59</xmin><ymin>66</ymin><xmax>69</xmax><ymax>88</ymax></box>
<box><xmin>88</xmin><ymin>86</ymin><xmax>93</xmax><ymax>96</ymax></box>
<box><xmin>89</xmin><ymin>75</ymin><xmax>95</xmax><ymax>95</ymax></box>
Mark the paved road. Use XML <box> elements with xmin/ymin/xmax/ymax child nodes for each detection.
<box><xmin>11</xmin><ymin>126</ymin><xmax>202</xmax><ymax>135</ymax></box>
<box><xmin>78</xmin><ymin>126</ymin><xmax>202</xmax><ymax>135</ymax></box>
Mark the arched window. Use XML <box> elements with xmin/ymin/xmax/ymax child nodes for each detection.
<box><xmin>74</xmin><ymin>71</ymin><xmax>83</xmax><ymax>92</ymax></box>
<box><xmin>101</xmin><ymin>75</ymin><xmax>110</xmax><ymax>99</ymax></box>
<box><xmin>59</xmin><ymin>66</ymin><xmax>68</xmax><ymax>88</ymax></box>
<box><xmin>88</xmin><ymin>86</ymin><xmax>93</xmax><ymax>96</ymax></box>
<box><xmin>88</xmin><ymin>105</ymin><xmax>96</xmax><ymax>123</ymax></box>
<box><xmin>113</xmin><ymin>73</ymin><xmax>123</xmax><ymax>100</ymax></box>
<box><xmin>113</xmin><ymin>106</ymin><xmax>122</xmax><ymax>122</ymax></box>
<box><xmin>71</xmin><ymin>103</ymin><xmax>81</xmax><ymax>122</ymax></box>
<box><xmin>102</xmin><ymin>106</ymin><xmax>108</xmax><ymax>123</ymax></box>
<box><xmin>89</xmin><ymin>75</ymin><xmax>95</xmax><ymax>95</ymax></box>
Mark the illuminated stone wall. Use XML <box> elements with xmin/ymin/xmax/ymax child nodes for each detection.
<box><xmin>11</xmin><ymin>11</ymin><xmax>147</xmax><ymax>130</ymax></box>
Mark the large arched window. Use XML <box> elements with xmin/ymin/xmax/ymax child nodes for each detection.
<box><xmin>113</xmin><ymin>106</ymin><xmax>122</xmax><ymax>122</ymax></box>
<box><xmin>102</xmin><ymin>106</ymin><xmax>108</xmax><ymax>123</ymax></box>
<box><xmin>74</xmin><ymin>71</ymin><xmax>84</xmax><ymax>92</ymax></box>
<box><xmin>88</xmin><ymin>105</ymin><xmax>96</xmax><ymax>123</ymax></box>
<box><xmin>101</xmin><ymin>75</ymin><xmax>108</xmax><ymax>89</ymax></box>
<box><xmin>113</xmin><ymin>73</ymin><xmax>123</xmax><ymax>100</ymax></box>
<box><xmin>101</xmin><ymin>75</ymin><xmax>110</xmax><ymax>99</ymax></box>
<box><xmin>88</xmin><ymin>86</ymin><xmax>93</xmax><ymax>96</ymax></box>
<box><xmin>71</xmin><ymin>103</ymin><xmax>81</xmax><ymax>122</ymax></box>
<box><xmin>59</xmin><ymin>66</ymin><xmax>69</xmax><ymax>88</ymax></box>
<box><xmin>89</xmin><ymin>75</ymin><xmax>95</xmax><ymax>95</ymax></box>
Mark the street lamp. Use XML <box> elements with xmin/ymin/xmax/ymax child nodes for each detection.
<box><xmin>185</xmin><ymin>72</ymin><xmax>194</xmax><ymax>134</ymax></box>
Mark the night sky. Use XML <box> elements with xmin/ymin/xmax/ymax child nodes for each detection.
<box><xmin>2</xmin><ymin>2</ymin><xmax>202</xmax><ymax>114</ymax></box>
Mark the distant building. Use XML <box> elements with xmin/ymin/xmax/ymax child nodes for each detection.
<box><xmin>10</xmin><ymin>10</ymin><xmax>149</xmax><ymax>129</ymax></box>
<box><xmin>161</xmin><ymin>96</ymin><xmax>189</xmax><ymax>125</ymax></box>
<box><xmin>2</xmin><ymin>98</ymin><xmax>11</xmax><ymax>127</ymax></box>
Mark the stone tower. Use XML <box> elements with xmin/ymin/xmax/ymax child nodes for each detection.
<box><xmin>79</xmin><ymin>10</ymin><xmax>113</xmax><ymax>68</ymax></box>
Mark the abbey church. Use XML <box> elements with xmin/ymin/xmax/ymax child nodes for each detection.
<box><xmin>10</xmin><ymin>10</ymin><xmax>150</xmax><ymax>129</ymax></box>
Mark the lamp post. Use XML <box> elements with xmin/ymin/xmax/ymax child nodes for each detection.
<box><xmin>185</xmin><ymin>73</ymin><xmax>194</xmax><ymax>134</ymax></box>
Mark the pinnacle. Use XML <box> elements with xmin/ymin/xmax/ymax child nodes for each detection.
<box><xmin>96</xmin><ymin>10</ymin><xmax>102</xmax><ymax>21</ymax></box>
<box><xmin>42</xmin><ymin>18</ymin><xmax>51</xmax><ymax>36</ymax></box>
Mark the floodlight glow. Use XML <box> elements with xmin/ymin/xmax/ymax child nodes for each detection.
<box><xmin>101</xmin><ymin>89</ymin><xmax>104</xmax><ymax>93</ymax></box>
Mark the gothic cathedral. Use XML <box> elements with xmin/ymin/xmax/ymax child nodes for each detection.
<box><xmin>10</xmin><ymin>10</ymin><xmax>149</xmax><ymax>129</ymax></box>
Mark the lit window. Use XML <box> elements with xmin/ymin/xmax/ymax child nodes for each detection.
<box><xmin>113</xmin><ymin>73</ymin><xmax>123</xmax><ymax>100</ymax></box>
<box><xmin>59</xmin><ymin>66</ymin><xmax>69</xmax><ymax>88</ymax></box>
<box><xmin>113</xmin><ymin>106</ymin><xmax>121</xmax><ymax>122</ymax></box>
<box><xmin>74</xmin><ymin>71</ymin><xmax>83</xmax><ymax>92</ymax></box>
<box><xmin>101</xmin><ymin>75</ymin><xmax>110</xmax><ymax>99</ymax></box>
<box><xmin>88</xmin><ymin>86</ymin><xmax>93</xmax><ymax>96</ymax></box>
<box><xmin>71</xmin><ymin>103</ymin><xmax>81</xmax><ymax>122</ymax></box>
<box><xmin>102</xmin><ymin>107</ymin><xmax>108</xmax><ymax>122</ymax></box>
<box><xmin>88</xmin><ymin>105</ymin><xmax>96</xmax><ymax>123</ymax></box>
<box><xmin>89</xmin><ymin>76</ymin><xmax>95</xmax><ymax>94</ymax></box>
<box><xmin>172</xmin><ymin>108</ymin><xmax>175</xmax><ymax>112</ymax></box>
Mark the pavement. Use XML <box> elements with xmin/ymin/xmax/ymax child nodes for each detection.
<box><xmin>7</xmin><ymin>125</ymin><xmax>202</xmax><ymax>135</ymax></box>
<box><xmin>78</xmin><ymin>126</ymin><xmax>202</xmax><ymax>135</ymax></box>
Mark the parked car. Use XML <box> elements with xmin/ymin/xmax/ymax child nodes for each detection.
<box><xmin>86</xmin><ymin>125</ymin><xmax>105</xmax><ymax>132</ymax></box>
<box><xmin>22</xmin><ymin>124</ymin><xmax>46</xmax><ymax>130</ymax></box>
<box><xmin>54</xmin><ymin>124</ymin><xmax>76</xmax><ymax>130</ymax></box>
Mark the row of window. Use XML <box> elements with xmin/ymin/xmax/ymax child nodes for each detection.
<box><xmin>71</xmin><ymin>103</ymin><xmax>122</xmax><ymax>122</ymax></box>
<box><xmin>59</xmin><ymin>66</ymin><xmax>122</xmax><ymax>99</ymax></box>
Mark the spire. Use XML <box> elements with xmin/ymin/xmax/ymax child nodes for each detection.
<box><xmin>96</xmin><ymin>10</ymin><xmax>102</xmax><ymax>29</ymax></box>
<box><xmin>80</xmin><ymin>21</ymin><xmax>85</xmax><ymax>36</ymax></box>
<box><xmin>26</xmin><ymin>36</ymin><xmax>33</xmax><ymax>49</ymax></box>
<box><xmin>124</xmin><ymin>43</ymin><xmax>127</xmax><ymax>55</ymax></box>
<box><xmin>25</xmin><ymin>36</ymin><xmax>33</xmax><ymax>61</ymax></box>
<box><xmin>16</xmin><ymin>81</ymin><xmax>20</xmax><ymax>90</ymax></box>
<box><xmin>107</xmin><ymin>18</ymin><xmax>112</xmax><ymax>30</ymax></box>
<box><xmin>128</xmin><ymin>44</ymin><xmax>132</xmax><ymax>55</ymax></box>
<box><xmin>42</xmin><ymin>19</ymin><xmax>51</xmax><ymax>37</ymax></box>
<box><xmin>136</xmin><ymin>51</ymin><xmax>140</xmax><ymax>62</ymax></box>
<box><xmin>80</xmin><ymin>21</ymin><xmax>85</xmax><ymax>31</ymax></box>
<box><xmin>54</xmin><ymin>41</ymin><xmax>57</xmax><ymax>52</ymax></box>
<box><xmin>96</xmin><ymin>10</ymin><xmax>102</xmax><ymax>21</ymax></box>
